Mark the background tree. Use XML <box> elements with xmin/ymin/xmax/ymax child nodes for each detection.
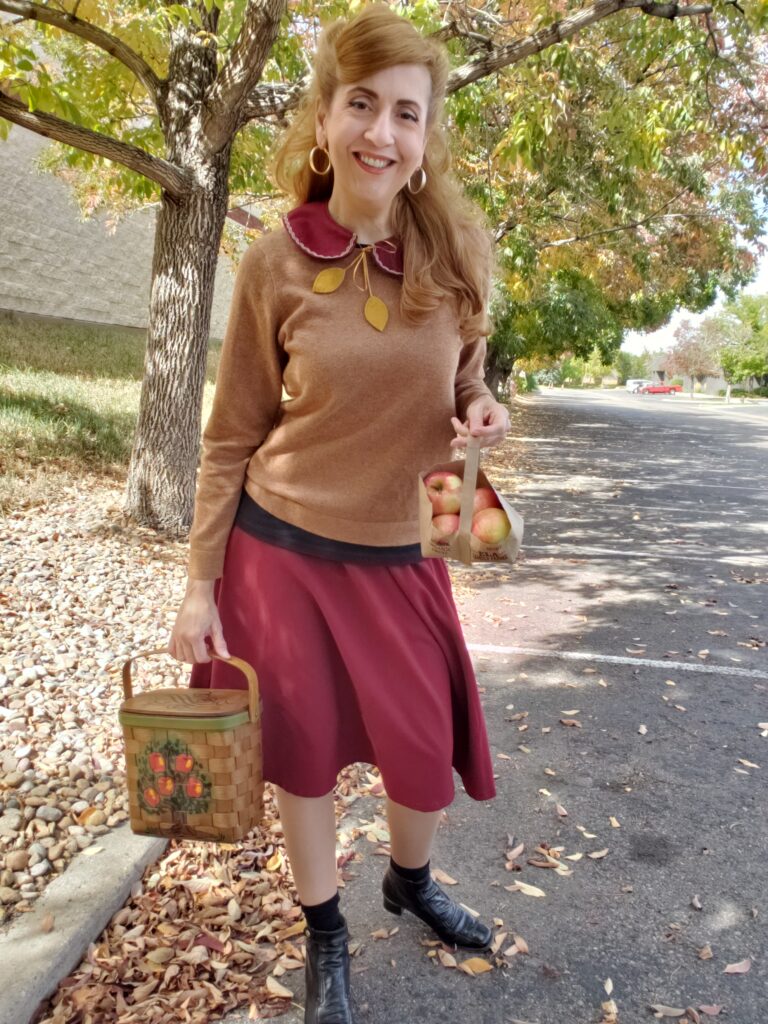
<box><xmin>664</xmin><ymin>316</ymin><xmax>722</xmax><ymax>393</ymax></box>
<box><xmin>713</xmin><ymin>294</ymin><xmax>768</xmax><ymax>390</ymax></box>
<box><xmin>2</xmin><ymin>0</ymin><xmax>767</xmax><ymax>531</ymax></box>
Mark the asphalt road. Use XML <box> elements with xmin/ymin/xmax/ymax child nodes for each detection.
<box><xmin>222</xmin><ymin>389</ymin><xmax>767</xmax><ymax>1024</ymax></box>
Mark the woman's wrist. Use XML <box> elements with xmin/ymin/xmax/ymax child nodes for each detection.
<box><xmin>185</xmin><ymin>577</ymin><xmax>217</xmax><ymax>596</ymax></box>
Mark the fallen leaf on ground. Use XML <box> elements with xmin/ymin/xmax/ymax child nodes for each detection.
<box><xmin>565</xmin><ymin>852</ymin><xmax>583</xmax><ymax>861</ymax></box>
<box><xmin>561</xmin><ymin>709</ymin><xmax>580</xmax><ymax>715</ymax></box>
<box><xmin>639</xmin><ymin>724</ymin><xmax>648</xmax><ymax>735</ymax></box>
<box><xmin>588</xmin><ymin>849</ymin><xmax>609</xmax><ymax>859</ymax></box>
<box><xmin>505</xmin><ymin>881</ymin><xmax>546</xmax><ymax>898</ymax></box>
<box><xmin>609</xmin><ymin>816</ymin><xmax>620</xmax><ymax>828</ymax></box>
<box><xmin>437</xmin><ymin>948</ymin><xmax>457</xmax><ymax>968</ymax></box>
<box><xmin>556</xmin><ymin>804</ymin><xmax>568</xmax><ymax>817</ymax></box>
<box><xmin>698</xmin><ymin>944</ymin><xmax>713</xmax><ymax>960</ymax></box>
<box><xmin>604</xmin><ymin>978</ymin><xmax>614</xmax><ymax>995</ymax></box>
<box><xmin>560</xmin><ymin>718</ymin><xmax>582</xmax><ymax>728</ymax></box>
<box><xmin>544</xmin><ymin>767</ymin><xmax>556</xmax><ymax>776</ymax></box>
<box><xmin>737</xmin><ymin>759</ymin><xmax>760</xmax><ymax>769</ymax></box>
<box><xmin>432</xmin><ymin>868</ymin><xmax>458</xmax><ymax>885</ymax></box>
<box><xmin>507</xmin><ymin>842</ymin><xmax>525</xmax><ymax>861</ymax></box>
<box><xmin>723</xmin><ymin>959</ymin><xmax>751</xmax><ymax>973</ymax></box>
<box><xmin>458</xmin><ymin>957</ymin><xmax>493</xmax><ymax>975</ymax></box>
<box><xmin>40</xmin><ymin>913</ymin><xmax>55</xmax><ymax>933</ymax></box>
<box><xmin>698</xmin><ymin>1006</ymin><xmax>722</xmax><ymax>1016</ymax></box>
<box><xmin>649</xmin><ymin>1005</ymin><xmax>686</xmax><ymax>1018</ymax></box>
<box><xmin>265</xmin><ymin>975</ymin><xmax>293</xmax><ymax>999</ymax></box>
<box><xmin>691</xmin><ymin>895</ymin><xmax>702</xmax><ymax>910</ymax></box>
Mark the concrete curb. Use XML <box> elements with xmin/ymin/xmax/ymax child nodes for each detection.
<box><xmin>0</xmin><ymin>826</ymin><xmax>166</xmax><ymax>1024</ymax></box>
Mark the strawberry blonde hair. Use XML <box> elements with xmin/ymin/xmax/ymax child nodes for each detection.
<box><xmin>272</xmin><ymin>4</ymin><xmax>493</xmax><ymax>338</ymax></box>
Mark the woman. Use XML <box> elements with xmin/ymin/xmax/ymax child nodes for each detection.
<box><xmin>169</xmin><ymin>6</ymin><xmax>510</xmax><ymax>1022</ymax></box>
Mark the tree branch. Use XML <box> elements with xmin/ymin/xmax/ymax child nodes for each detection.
<box><xmin>537</xmin><ymin>189</ymin><xmax>701</xmax><ymax>249</ymax></box>
<box><xmin>0</xmin><ymin>90</ymin><xmax>193</xmax><ymax>196</ymax></box>
<box><xmin>203</xmin><ymin>0</ymin><xmax>286</xmax><ymax>153</ymax></box>
<box><xmin>0</xmin><ymin>0</ymin><xmax>162</xmax><ymax>106</ymax></box>
<box><xmin>447</xmin><ymin>0</ymin><xmax>714</xmax><ymax>92</ymax></box>
<box><xmin>241</xmin><ymin>0</ymin><xmax>715</xmax><ymax>124</ymax></box>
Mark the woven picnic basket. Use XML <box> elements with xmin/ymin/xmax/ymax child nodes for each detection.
<box><xmin>118</xmin><ymin>649</ymin><xmax>263</xmax><ymax>843</ymax></box>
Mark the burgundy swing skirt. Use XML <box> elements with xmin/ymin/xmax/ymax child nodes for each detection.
<box><xmin>189</xmin><ymin>526</ymin><xmax>495</xmax><ymax>812</ymax></box>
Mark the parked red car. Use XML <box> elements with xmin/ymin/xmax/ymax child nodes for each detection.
<box><xmin>638</xmin><ymin>383</ymin><xmax>682</xmax><ymax>395</ymax></box>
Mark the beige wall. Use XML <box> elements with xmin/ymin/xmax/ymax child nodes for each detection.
<box><xmin>0</xmin><ymin>129</ymin><xmax>234</xmax><ymax>338</ymax></box>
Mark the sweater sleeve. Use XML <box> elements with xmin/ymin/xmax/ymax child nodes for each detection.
<box><xmin>188</xmin><ymin>242</ymin><xmax>284</xmax><ymax>580</ymax></box>
<box><xmin>454</xmin><ymin>334</ymin><xmax>495</xmax><ymax>422</ymax></box>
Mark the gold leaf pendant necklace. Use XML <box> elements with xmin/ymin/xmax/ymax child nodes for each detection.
<box><xmin>312</xmin><ymin>244</ymin><xmax>389</xmax><ymax>332</ymax></box>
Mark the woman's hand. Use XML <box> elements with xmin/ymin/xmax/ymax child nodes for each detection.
<box><xmin>450</xmin><ymin>397</ymin><xmax>510</xmax><ymax>450</ymax></box>
<box><xmin>168</xmin><ymin>578</ymin><xmax>230</xmax><ymax>664</ymax></box>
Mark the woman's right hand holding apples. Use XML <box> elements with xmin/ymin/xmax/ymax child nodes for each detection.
<box><xmin>168</xmin><ymin>578</ymin><xmax>230</xmax><ymax>664</ymax></box>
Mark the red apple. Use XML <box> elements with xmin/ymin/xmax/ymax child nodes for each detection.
<box><xmin>156</xmin><ymin>775</ymin><xmax>175</xmax><ymax>797</ymax></box>
<box><xmin>425</xmin><ymin>471</ymin><xmax>462</xmax><ymax>515</ymax></box>
<box><xmin>473</xmin><ymin>486</ymin><xmax>502</xmax><ymax>514</ymax></box>
<box><xmin>143</xmin><ymin>786</ymin><xmax>160</xmax><ymax>808</ymax></box>
<box><xmin>431</xmin><ymin>513</ymin><xmax>460</xmax><ymax>545</ymax></box>
<box><xmin>148</xmin><ymin>752</ymin><xmax>166</xmax><ymax>773</ymax></box>
<box><xmin>471</xmin><ymin>507</ymin><xmax>511</xmax><ymax>546</ymax></box>
<box><xmin>174</xmin><ymin>754</ymin><xmax>194</xmax><ymax>773</ymax></box>
<box><xmin>185</xmin><ymin>777</ymin><xmax>204</xmax><ymax>798</ymax></box>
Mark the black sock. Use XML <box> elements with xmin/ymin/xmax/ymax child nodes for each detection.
<box><xmin>390</xmin><ymin>857</ymin><xmax>430</xmax><ymax>885</ymax></box>
<box><xmin>301</xmin><ymin>891</ymin><xmax>343</xmax><ymax>933</ymax></box>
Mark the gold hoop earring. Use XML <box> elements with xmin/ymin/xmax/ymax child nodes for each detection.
<box><xmin>407</xmin><ymin>166</ymin><xmax>427</xmax><ymax>195</ymax></box>
<box><xmin>309</xmin><ymin>145</ymin><xmax>332</xmax><ymax>175</ymax></box>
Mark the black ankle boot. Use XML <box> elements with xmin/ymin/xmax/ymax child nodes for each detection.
<box><xmin>304</xmin><ymin>915</ymin><xmax>354</xmax><ymax>1024</ymax></box>
<box><xmin>382</xmin><ymin>866</ymin><xmax>492</xmax><ymax>950</ymax></box>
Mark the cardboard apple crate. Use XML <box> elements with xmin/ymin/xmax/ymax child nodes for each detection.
<box><xmin>118</xmin><ymin>649</ymin><xmax>263</xmax><ymax>843</ymax></box>
<box><xmin>419</xmin><ymin>437</ymin><xmax>524</xmax><ymax>565</ymax></box>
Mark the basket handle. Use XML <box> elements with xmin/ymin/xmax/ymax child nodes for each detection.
<box><xmin>121</xmin><ymin>648</ymin><xmax>260</xmax><ymax>724</ymax></box>
<box><xmin>456</xmin><ymin>436</ymin><xmax>483</xmax><ymax>564</ymax></box>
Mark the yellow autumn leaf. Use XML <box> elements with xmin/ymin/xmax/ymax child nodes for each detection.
<box><xmin>588</xmin><ymin>848</ymin><xmax>609</xmax><ymax>859</ymax></box>
<box><xmin>266</xmin><ymin>975</ymin><xmax>294</xmax><ymax>999</ymax></box>
<box><xmin>437</xmin><ymin>948</ymin><xmax>457</xmax><ymax>968</ymax></box>
<box><xmin>508</xmin><ymin>881</ymin><xmax>546</xmax><ymax>898</ymax></box>
<box><xmin>145</xmin><ymin>947</ymin><xmax>174</xmax><ymax>963</ymax></box>
<box><xmin>459</xmin><ymin>957</ymin><xmax>493</xmax><ymax>975</ymax></box>
<box><xmin>266</xmin><ymin>850</ymin><xmax>283</xmax><ymax>872</ymax></box>
<box><xmin>312</xmin><ymin>267</ymin><xmax>346</xmax><ymax>293</ymax></box>
<box><xmin>565</xmin><ymin>852</ymin><xmax>583</xmax><ymax>861</ymax></box>
<box><xmin>609</xmin><ymin>816</ymin><xmax>621</xmax><ymax>828</ymax></box>
<box><xmin>364</xmin><ymin>294</ymin><xmax>389</xmax><ymax>331</ymax></box>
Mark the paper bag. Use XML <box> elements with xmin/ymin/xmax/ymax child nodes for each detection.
<box><xmin>418</xmin><ymin>438</ymin><xmax>524</xmax><ymax>565</ymax></box>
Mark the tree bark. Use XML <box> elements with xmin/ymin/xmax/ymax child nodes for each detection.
<box><xmin>125</xmin><ymin>153</ymin><xmax>231</xmax><ymax>533</ymax></box>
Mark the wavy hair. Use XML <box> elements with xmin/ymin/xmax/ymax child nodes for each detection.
<box><xmin>272</xmin><ymin>4</ymin><xmax>493</xmax><ymax>338</ymax></box>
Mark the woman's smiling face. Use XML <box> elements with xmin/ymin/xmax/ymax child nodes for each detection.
<box><xmin>316</xmin><ymin>63</ymin><xmax>431</xmax><ymax>220</ymax></box>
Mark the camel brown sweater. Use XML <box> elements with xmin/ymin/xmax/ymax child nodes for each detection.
<box><xmin>188</xmin><ymin>205</ymin><xmax>494</xmax><ymax>580</ymax></box>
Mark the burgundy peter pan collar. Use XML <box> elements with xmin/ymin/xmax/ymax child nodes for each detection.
<box><xmin>282</xmin><ymin>201</ymin><xmax>404</xmax><ymax>276</ymax></box>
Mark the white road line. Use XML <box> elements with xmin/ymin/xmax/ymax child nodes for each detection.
<box><xmin>467</xmin><ymin>643</ymin><xmax>768</xmax><ymax>679</ymax></box>
<box><xmin>519</xmin><ymin>475</ymin><xmax>767</xmax><ymax>495</ymax></box>
<box><xmin>520</xmin><ymin>543</ymin><xmax>768</xmax><ymax>565</ymax></box>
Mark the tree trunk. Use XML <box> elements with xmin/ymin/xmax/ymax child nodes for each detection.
<box><xmin>125</xmin><ymin>156</ymin><xmax>230</xmax><ymax>532</ymax></box>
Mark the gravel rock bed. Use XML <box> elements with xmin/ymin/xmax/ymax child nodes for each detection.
<box><xmin>0</xmin><ymin>482</ymin><xmax>189</xmax><ymax>924</ymax></box>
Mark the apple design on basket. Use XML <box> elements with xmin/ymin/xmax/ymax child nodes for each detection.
<box><xmin>425</xmin><ymin>473</ymin><xmax>510</xmax><ymax>549</ymax></box>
